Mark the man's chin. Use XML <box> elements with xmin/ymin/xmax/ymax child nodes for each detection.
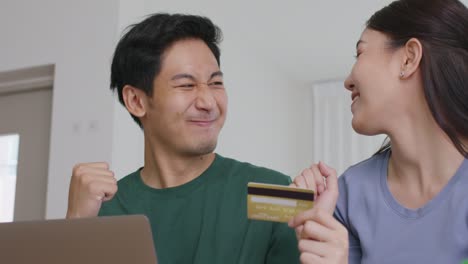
<box><xmin>183</xmin><ymin>140</ymin><xmax>218</xmax><ymax>156</ymax></box>
<box><xmin>196</xmin><ymin>142</ymin><xmax>217</xmax><ymax>155</ymax></box>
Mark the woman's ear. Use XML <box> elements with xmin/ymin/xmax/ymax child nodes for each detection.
<box><xmin>122</xmin><ymin>85</ymin><xmax>147</xmax><ymax>119</ymax></box>
<box><xmin>399</xmin><ymin>38</ymin><xmax>423</xmax><ymax>79</ymax></box>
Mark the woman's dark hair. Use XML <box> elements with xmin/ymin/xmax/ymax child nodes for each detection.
<box><xmin>110</xmin><ymin>13</ymin><xmax>223</xmax><ymax>128</ymax></box>
<box><xmin>369</xmin><ymin>0</ymin><xmax>468</xmax><ymax>157</ymax></box>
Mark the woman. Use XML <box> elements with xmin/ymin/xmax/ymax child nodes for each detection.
<box><xmin>290</xmin><ymin>0</ymin><xmax>468</xmax><ymax>263</ymax></box>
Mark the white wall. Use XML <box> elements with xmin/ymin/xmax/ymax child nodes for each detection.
<box><xmin>0</xmin><ymin>0</ymin><xmax>119</xmax><ymax>219</ymax></box>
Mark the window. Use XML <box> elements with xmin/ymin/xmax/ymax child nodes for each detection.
<box><xmin>0</xmin><ymin>134</ymin><xmax>20</xmax><ymax>222</ymax></box>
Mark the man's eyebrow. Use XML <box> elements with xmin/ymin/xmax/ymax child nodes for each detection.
<box><xmin>171</xmin><ymin>73</ymin><xmax>196</xmax><ymax>81</ymax></box>
<box><xmin>210</xmin><ymin>71</ymin><xmax>223</xmax><ymax>79</ymax></box>
<box><xmin>356</xmin><ymin>40</ymin><xmax>366</xmax><ymax>49</ymax></box>
<box><xmin>170</xmin><ymin>71</ymin><xmax>223</xmax><ymax>81</ymax></box>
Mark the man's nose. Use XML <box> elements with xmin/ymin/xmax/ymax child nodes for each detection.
<box><xmin>195</xmin><ymin>84</ymin><xmax>216</xmax><ymax>110</ymax></box>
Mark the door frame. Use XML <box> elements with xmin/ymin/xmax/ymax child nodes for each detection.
<box><xmin>0</xmin><ymin>65</ymin><xmax>54</xmax><ymax>96</ymax></box>
<box><xmin>0</xmin><ymin>64</ymin><xmax>54</xmax><ymax>221</ymax></box>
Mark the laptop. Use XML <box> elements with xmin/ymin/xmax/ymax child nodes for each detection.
<box><xmin>0</xmin><ymin>215</ymin><xmax>157</xmax><ymax>264</ymax></box>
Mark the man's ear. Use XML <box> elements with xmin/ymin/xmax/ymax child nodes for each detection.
<box><xmin>399</xmin><ymin>38</ymin><xmax>423</xmax><ymax>79</ymax></box>
<box><xmin>122</xmin><ymin>85</ymin><xmax>147</xmax><ymax>118</ymax></box>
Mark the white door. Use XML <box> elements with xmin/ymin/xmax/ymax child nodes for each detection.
<box><xmin>0</xmin><ymin>87</ymin><xmax>52</xmax><ymax>221</ymax></box>
<box><xmin>311</xmin><ymin>80</ymin><xmax>386</xmax><ymax>175</ymax></box>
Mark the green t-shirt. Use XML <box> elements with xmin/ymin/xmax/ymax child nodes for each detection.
<box><xmin>99</xmin><ymin>154</ymin><xmax>300</xmax><ymax>264</ymax></box>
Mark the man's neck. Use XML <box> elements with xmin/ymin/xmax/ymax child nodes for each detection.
<box><xmin>140</xmin><ymin>140</ymin><xmax>216</xmax><ymax>189</ymax></box>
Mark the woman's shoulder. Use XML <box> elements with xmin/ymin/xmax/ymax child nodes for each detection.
<box><xmin>339</xmin><ymin>150</ymin><xmax>389</xmax><ymax>187</ymax></box>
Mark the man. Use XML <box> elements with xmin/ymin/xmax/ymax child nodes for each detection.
<box><xmin>66</xmin><ymin>13</ymin><xmax>298</xmax><ymax>263</ymax></box>
<box><xmin>66</xmin><ymin>13</ymin><xmax>341</xmax><ymax>263</ymax></box>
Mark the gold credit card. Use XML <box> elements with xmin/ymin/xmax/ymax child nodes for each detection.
<box><xmin>247</xmin><ymin>182</ymin><xmax>314</xmax><ymax>223</ymax></box>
